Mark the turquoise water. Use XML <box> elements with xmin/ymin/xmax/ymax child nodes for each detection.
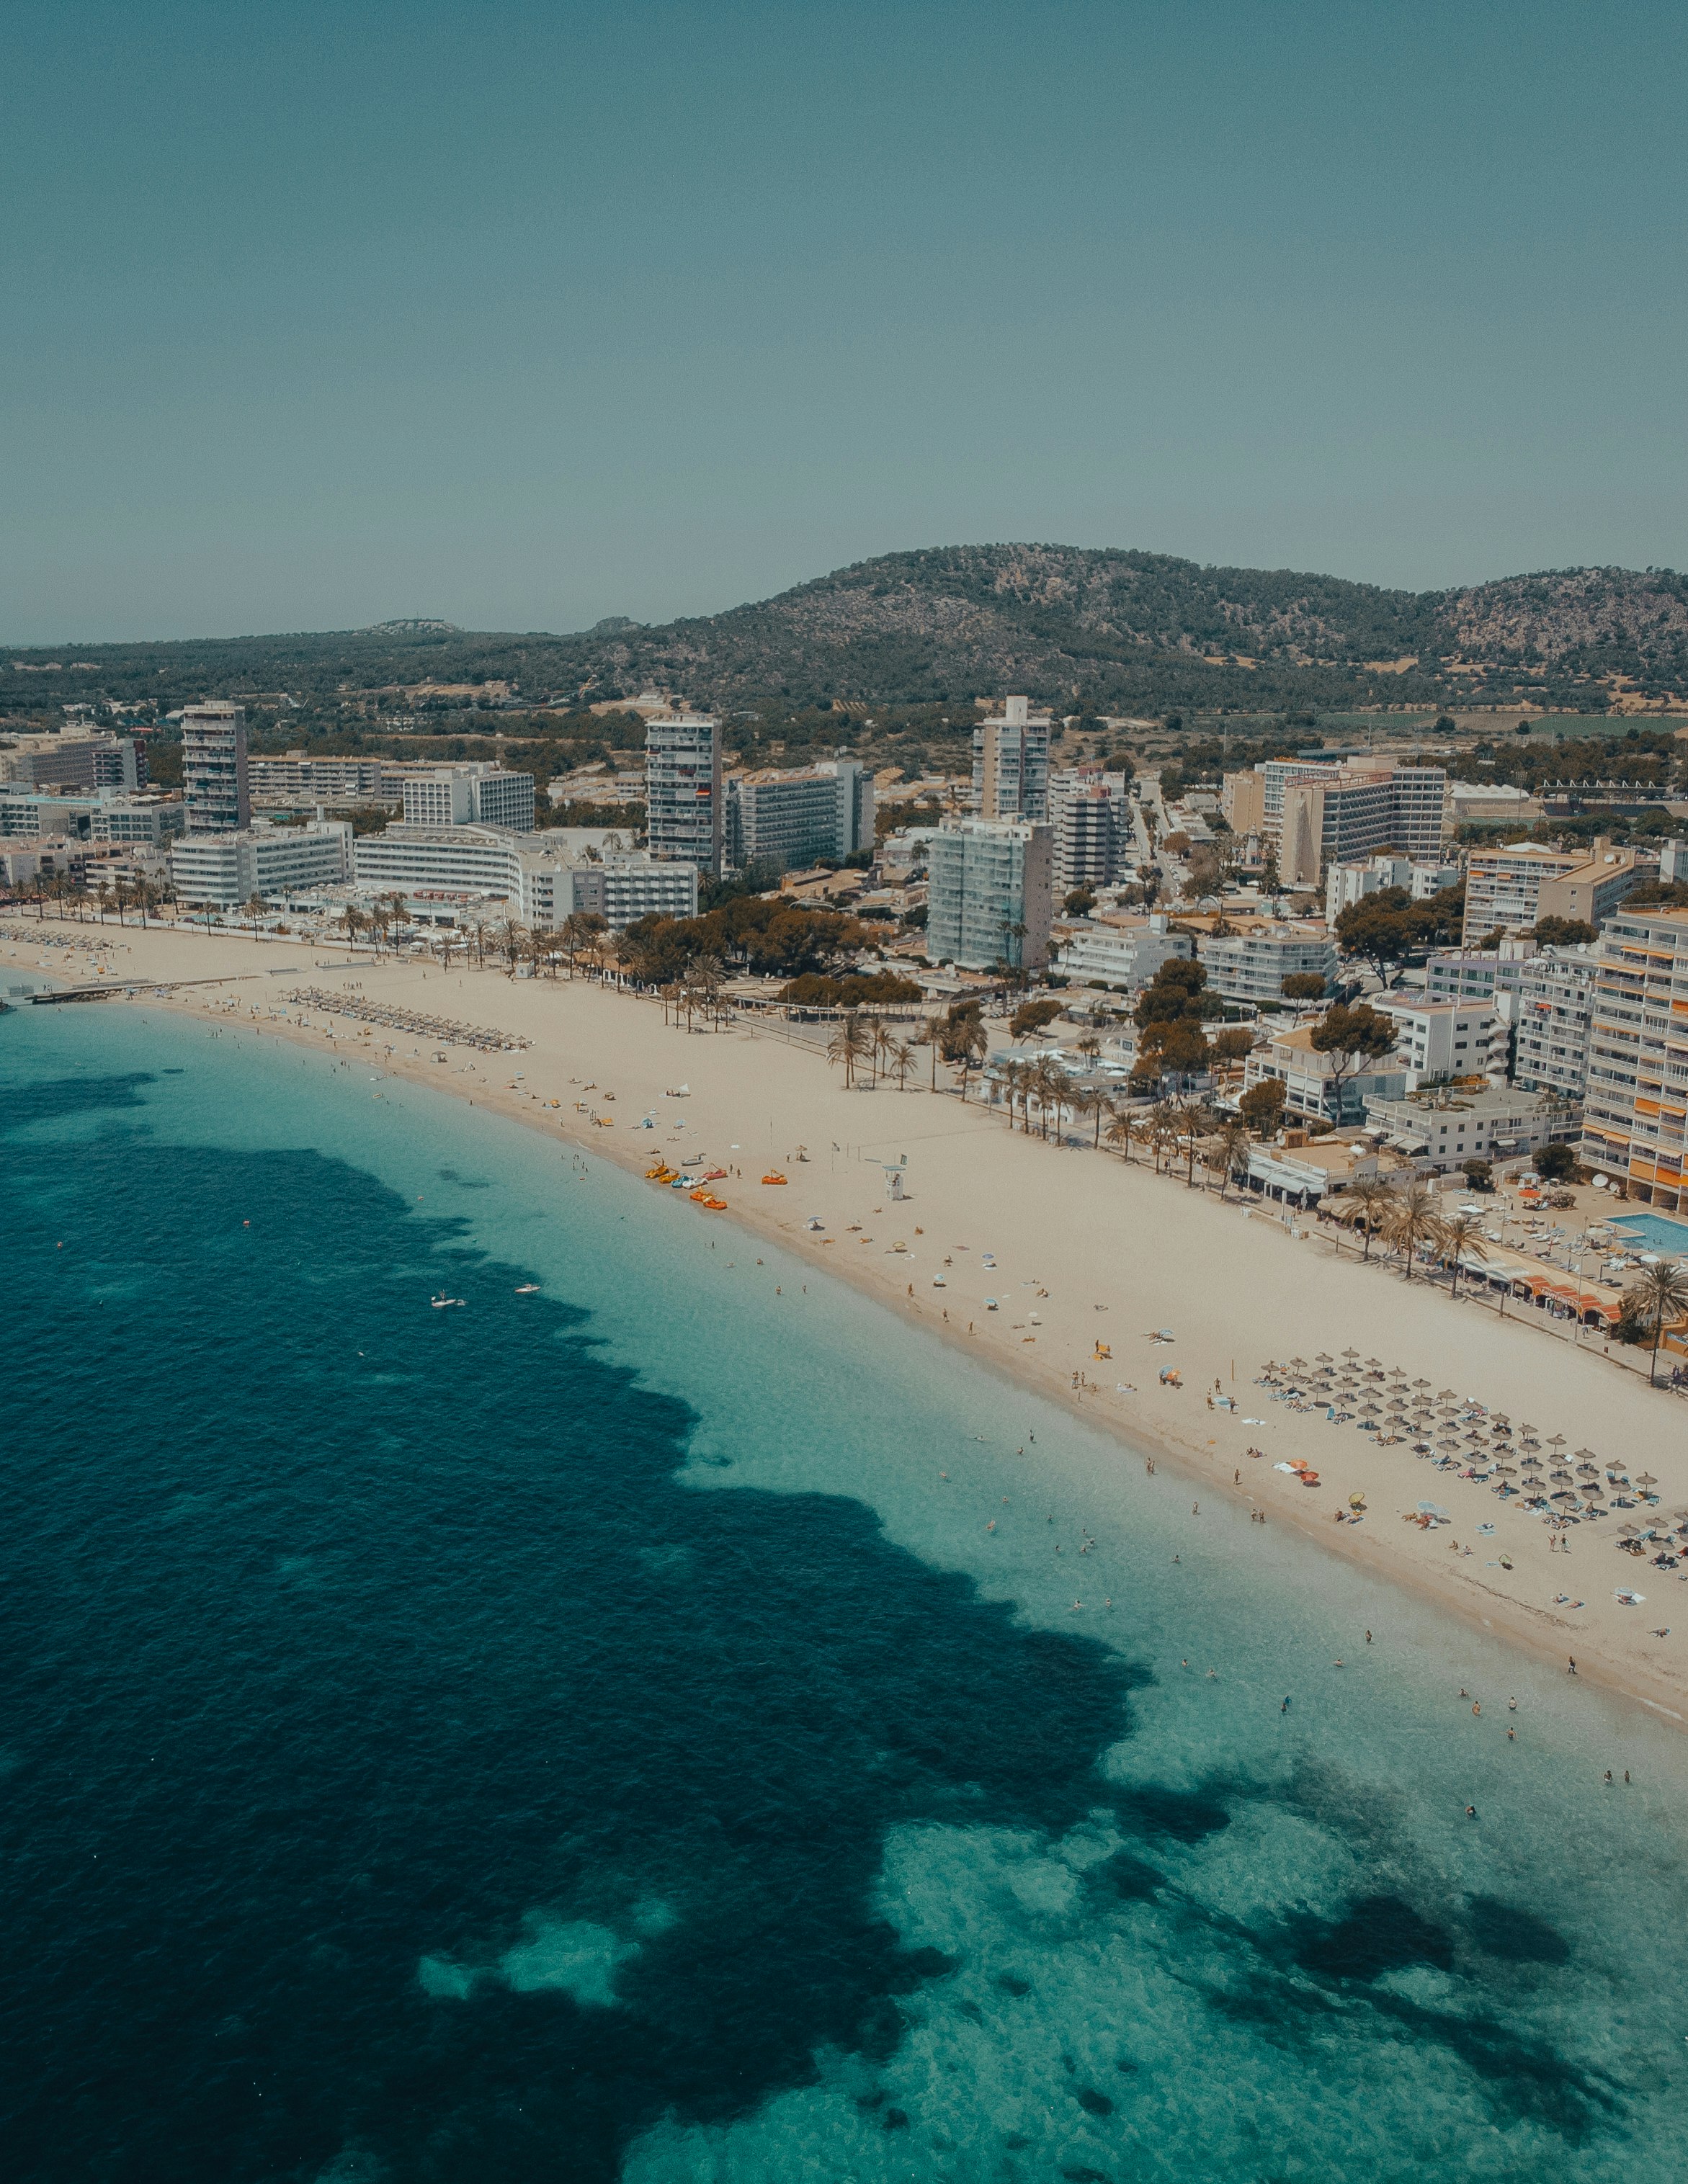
<box><xmin>1613</xmin><ymin>1211</ymin><xmax>1688</xmax><ymax>1258</ymax></box>
<box><xmin>6</xmin><ymin>1005</ymin><xmax>1688</xmax><ymax>2182</ymax></box>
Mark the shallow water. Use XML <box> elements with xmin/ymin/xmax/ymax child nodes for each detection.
<box><xmin>4</xmin><ymin>1006</ymin><xmax>1688</xmax><ymax>2183</ymax></box>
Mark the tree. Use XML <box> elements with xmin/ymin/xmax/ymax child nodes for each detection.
<box><xmin>1535</xmin><ymin>1141</ymin><xmax>1578</xmax><ymax>1182</ymax></box>
<box><xmin>244</xmin><ymin>892</ymin><xmax>267</xmax><ymax>934</ymax></box>
<box><xmin>1334</xmin><ymin>890</ymin><xmax>1416</xmax><ymax>985</ymax></box>
<box><xmin>1460</xmin><ymin>1157</ymin><xmax>1495</xmax><ymax>1191</ymax></box>
<box><xmin>490</xmin><ymin>917</ymin><xmax>526</xmax><ymax>975</ymax></box>
<box><xmin>1280</xmin><ymin>971</ymin><xmax>1327</xmax><ymax>1002</ymax></box>
<box><xmin>1210</xmin><ymin>1026</ymin><xmax>1253</xmax><ymax>1064</ymax></box>
<box><xmin>1435</xmin><ymin>1213</ymin><xmax>1489</xmax><ymax>1300</ymax></box>
<box><xmin>1103</xmin><ymin>1104</ymin><xmax>1140</xmax><ymax>1162</ymax></box>
<box><xmin>1339</xmin><ymin>1177</ymin><xmax>1394</xmax><ymax>1261</ymax></box>
<box><xmin>1238</xmin><ymin>1078</ymin><xmax>1287</xmax><ymax>1136</ymax></box>
<box><xmin>559</xmin><ymin>910</ymin><xmax>607</xmax><ymax>976</ymax></box>
<box><xmin>942</xmin><ymin>1011</ymin><xmax>988</xmax><ymax>1097</ymax></box>
<box><xmin>891</xmin><ymin>1039</ymin><xmax>918</xmax><ymax>1092</ymax></box>
<box><xmin>1308</xmin><ymin>1001</ymin><xmax>1399</xmax><ymax>1122</ymax></box>
<box><xmin>1532</xmin><ymin>916</ymin><xmax>1597</xmax><ymax>947</ymax></box>
<box><xmin>1622</xmin><ymin>1258</ymin><xmax>1688</xmax><ymax>1384</ymax></box>
<box><xmin>1063</xmin><ymin>886</ymin><xmax>1097</xmax><ymax>916</ymax></box>
<box><xmin>1207</xmin><ymin>1117</ymin><xmax>1251</xmax><ymax>1198</ymax></box>
<box><xmin>1011</xmin><ymin>998</ymin><xmax>1064</xmax><ymax>1044</ymax></box>
<box><xmin>1383</xmin><ymin>1181</ymin><xmax>1440</xmax><ymax>1280</ymax></box>
<box><xmin>1076</xmin><ymin>1083</ymin><xmax>1110</xmax><ymax>1148</ymax></box>
<box><xmin>826</xmin><ymin>1013</ymin><xmax>870</xmax><ymax>1088</ymax></box>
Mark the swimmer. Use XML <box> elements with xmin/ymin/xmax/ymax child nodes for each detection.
<box><xmin>1465</xmin><ymin>1805</ymin><xmax>1477</xmax><ymax>1820</ymax></box>
<box><xmin>1281</xmin><ymin>1697</ymin><xmax>1290</xmax><ymax>1713</ymax></box>
<box><xmin>1507</xmin><ymin>1696</ymin><xmax>1516</xmax><ymax>1711</ymax></box>
<box><xmin>1365</xmin><ymin>1631</ymin><xmax>1372</xmax><ymax>1644</ymax></box>
<box><xmin>1472</xmin><ymin>1701</ymin><xmax>1481</xmax><ymax>1716</ymax></box>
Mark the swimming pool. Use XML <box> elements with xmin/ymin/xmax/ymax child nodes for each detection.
<box><xmin>1612</xmin><ymin>1208</ymin><xmax>1688</xmax><ymax>1255</ymax></box>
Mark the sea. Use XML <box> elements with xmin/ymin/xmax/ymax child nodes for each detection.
<box><xmin>6</xmin><ymin>1002</ymin><xmax>1688</xmax><ymax>2184</ymax></box>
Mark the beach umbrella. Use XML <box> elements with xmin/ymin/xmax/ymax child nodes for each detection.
<box><xmin>1548</xmin><ymin>1433</ymin><xmax>1567</xmax><ymax>1451</ymax></box>
<box><xmin>1365</xmin><ymin>1356</ymin><xmax>1383</xmax><ymax>1369</ymax></box>
<box><xmin>1413</xmin><ymin>1377</ymin><xmax>1431</xmax><ymax>1390</ymax></box>
<box><xmin>1290</xmin><ymin>1356</ymin><xmax>1309</xmax><ymax>1371</ymax></box>
<box><xmin>1550</xmin><ymin>1467</ymin><xmax>1574</xmax><ymax>1485</ymax></box>
<box><xmin>1574</xmin><ymin>1449</ymin><xmax>1598</xmax><ymax>1463</ymax></box>
<box><xmin>1638</xmin><ymin>1472</ymin><xmax>1658</xmax><ymax>1489</ymax></box>
<box><xmin>1494</xmin><ymin>1462</ymin><xmax>1519</xmax><ymax>1476</ymax></box>
<box><xmin>1316</xmin><ymin>1351</ymin><xmax>1333</xmax><ymax>1364</ymax></box>
<box><xmin>1341</xmin><ymin>1346</ymin><xmax>1359</xmax><ymax>1361</ymax></box>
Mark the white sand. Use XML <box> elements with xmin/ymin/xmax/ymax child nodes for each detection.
<box><xmin>9</xmin><ymin>913</ymin><xmax>1687</xmax><ymax>1723</ymax></box>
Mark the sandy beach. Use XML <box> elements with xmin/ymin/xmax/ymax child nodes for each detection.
<box><xmin>9</xmin><ymin>912</ymin><xmax>1687</xmax><ymax>1725</ymax></box>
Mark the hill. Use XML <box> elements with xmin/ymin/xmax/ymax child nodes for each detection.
<box><xmin>6</xmin><ymin>547</ymin><xmax>1687</xmax><ymax>720</ymax></box>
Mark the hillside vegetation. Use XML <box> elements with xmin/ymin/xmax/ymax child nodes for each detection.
<box><xmin>8</xmin><ymin>546</ymin><xmax>1688</xmax><ymax>722</ymax></box>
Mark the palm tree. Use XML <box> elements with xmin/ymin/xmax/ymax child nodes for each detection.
<box><xmin>1339</xmin><ymin>1177</ymin><xmax>1393</xmax><ymax>1261</ymax></box>
<box><xmin>1384</xmin><ymin>1181</ymin><xmax>1440</xmax><ymax>1281</ymax></box>
<box><xmin>1148</xmin><ymin>1098</ymin><xmax>1183</xmax><ymax>1176</ymax></box>
<box><xmin>1435</xmin><ymin>1212</ymin><xmax>1490</xmax><ymax>1301</ymax></box>
<box><xmin>871</xmin><ymin>1020</ymin><xmax>898</xmax><ymax>1087</ymax></box>
<box><xmin>1622</xmin><ymin>1258</ymin><xmax>1688</xmax><ymax>1385</ymax></box>
<box><xmin>1207</xmin><ymin>1117</ymin><xmax>1251</xmax><ymax>1199</ymax></box>
<box><xmin>827</xmin><ymin>1012</ymin><xmax>869</xmax><ymax>1088</ymax></box>
<box><xmin>490</xmin><ymin>917</ymin><xmax>525</xmax><ymax>974</ymax></box>
<box><xmin>1076</xmin><ymin>1033</ymin><xmax>1102</xmax><ymax>1069</ymax></box>
<box><xmin>1076</xmin><ymin>1083</ymin><xmax>1110</xmax><ymax>1149</ymax></box>
<box><xmin>1043</xmin><ymin>1065</ymin><xmax>1076</xmax><ymax>1145</ymax></box>
<box><xmin>1104</xmin><ymin>1103</ymin><xmax>1140</xmax><ymax>1163</ymax></box>
<box><xmin>942</xmin><ymin>1013</ymin><xmax>988</xmax><ymax>1098</ymax></box>
<box><xmin>891</xmin><ymin>1039</ymin><xmax>918</xmax><ymax>1092</ymax></box>
<box><xmin>338</xmin><ymin>904</ymin><xmax>367</xmax><ymax>949</ymax></box>
<box><xmin>559</xmin><ymin>910</ymin><xmax>606</xmax><ymax>977</ymax></box>
<box><xmin>244</xmin><ymin>891</ymin><xmax>267</xmax><ymax>935</ymax></box>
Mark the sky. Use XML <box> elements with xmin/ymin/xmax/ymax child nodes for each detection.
<box><xmin>5</xmin><ymin>0</ymin><xmax>1687</xmax><ymax>642</ymax></box>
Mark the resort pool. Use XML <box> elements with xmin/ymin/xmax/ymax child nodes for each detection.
<box><xmin>1612</xmin><ymin>1209</ymin><xmax>1688</xmax><ymax>1256</ymax></box>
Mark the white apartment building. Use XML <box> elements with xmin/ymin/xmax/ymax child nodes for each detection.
<box><xmin>170</xmin><ymin>820</ymin><xmax>352</xmax><ymax>907</ymax></box>
<box><xmin>352</xmin><ymin>825</ymin><xmax>566</xmax><ymax>923</ymax></box>
<box><xmin>1228</xmin><ymin>757</ymin><xmax>1447</xmax><ymax>885</ymax></box>
<box><xmin>1461</xmin><ymin>837</ymin><xmax>1647</xmax><ymax>944</ymax></box>
<box><xmin>0</xmin><ymin>730</ymin><xmax>145</xmax><ymax>791</ymax></box>
<box><xmin>89</xmin><ymin>795</ymin><xmax>186</xmax><ymax>849</ymax></box>
<box><xmin>249</xmin><ymin>754</ymin><xmax>390</xmax><ymax>806</ymax></box>
<box><xmin>1197</xmin><ymin>925</ymin><xmax>1338</xmax><ymax>1006</ymax></box>
<box><xmin>1375</xmin><ymin>997</ymin><xmax>1496</xmax><ymax>1088</ymax></box>
<box><xmin>1053</xmin><ymin>914</ymin><xmax>1192</xmax><ymax>993</ymax></box>
<box><xmin>645</xmin><ymin>712</ymin><xmax>722</xmax><ymax>874</ymax></box>
<box><xmin>1047</xmin><ymin>770</ymin><xmax>1130</xmax><ymax>895</ymax></box>
<box><xmin>1579</xmin><ymin>905</ymin><xmax>1688</xmax><ymax>1212</ymax></box>
<box><xmin>926</xmin><ymin>818</ymin><xmax>1053</xmax><ymax>973</ymax></box>
<box><xmin>1325</xmin><ymin>853</ymin><xmax>1460</xmax><ymax>923</ymax></box>
<box><xmin>1511</xmin><ymin>947</ymin><xmax>1597</xmax><ymax>1103</ymax></box>
<box><xmin>725</xmin><ymin>760</ymin><xmax>872</xmax><ymax>871</ymax></box>
<box><xmin>180</xmin><ymin>702</ymin><xmax>251</xmax><ymax>833</ymax></box>
<box><xmin>1365</xmin><ymin>1086</ymin><xmax>1579</xmax><ymax>1174</ymax></box>
<box><xmin>568</xmin><ymin>856</ymin><xmax>700</xmax><ymax>928</ymax></box>
<box><xmin>401</xmin><ymin>766</ymin><xmax>535</xmax><ymax>831</ymax></box>
<box><xmin>350</xmin><ymin>825</ymin><xmax>696</xmax><ymax>931</ymax></box>
<box><xmin>1241</xmin><ymin>1025</ymin><xmax>1408</xmax><ymax>1125</ymax></box>
<box><xmin>1425</xmin><ymin>943</ymin><xmax>1534</xmax><ymax>1004</ymax></box>
<box><xmin>972</xmin><ymin>697</ymin><xmax>1052</xmax><ymax>821</ymax></box>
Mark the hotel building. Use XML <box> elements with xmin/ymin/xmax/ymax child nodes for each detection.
<box><xmin>1579</xmin><ymin>906</ymin><xmax>1688</xmax><ymax>1212</ymax></box>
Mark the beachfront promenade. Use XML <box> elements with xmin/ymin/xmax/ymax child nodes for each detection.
<box><xmin>6</xmin><ymin>909</ymin><xmax>1687</xmax><ymax>1725</ymax></box>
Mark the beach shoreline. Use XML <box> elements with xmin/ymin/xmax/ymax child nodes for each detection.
<box><xmin>8</xmin><ymin>912</ymin><xmax>1688</xmax><ymax>1728</ymax></box>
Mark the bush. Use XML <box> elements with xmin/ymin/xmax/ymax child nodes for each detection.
<box><xmin>780</xmin><ymin>970</ymin><xmax>923</xmax><ymax>1007</ymax></box>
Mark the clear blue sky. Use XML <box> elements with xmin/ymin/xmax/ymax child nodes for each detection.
<box><xmin>6</xmin><ymin>0</ymin><xmax>1686</xmax><ymax>641</ymax></box>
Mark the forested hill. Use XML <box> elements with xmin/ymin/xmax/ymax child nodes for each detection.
<box><xmin>8</xmin><ymin>546</ymin><xmax>1688</xmax><ymax>718</ymax></box>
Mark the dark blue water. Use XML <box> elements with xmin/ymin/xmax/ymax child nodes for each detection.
<box><xmin>7</xmin><ymin>1010</ymin><xmax>1688</xmax><ymax>2183</ymax></box>
<box><xmin>1</xmin><ymin>1050</ymin><xmax>1129</xmax><ymax>2182</ymax></box>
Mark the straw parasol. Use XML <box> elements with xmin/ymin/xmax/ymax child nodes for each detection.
<box><xmin>1638</xmin><ymin>1472</ymin><xmax>1659</xmax><ymax>1490</ymax></box>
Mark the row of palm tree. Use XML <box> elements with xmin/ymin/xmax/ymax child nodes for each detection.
<box><xmin>1334</xmin><ymin>1177</ymin><xmax>1688</xmax><ymax>1379</ymax></box>
<box><xmin>825</xmin><ymin>1011</ymin><xmax>921</xmax><ymax>1090</ymax></box>
<box><xmin>9</xmin><ymin>867</ymin><xmax>171</xmax><ymax>925</ymax></box>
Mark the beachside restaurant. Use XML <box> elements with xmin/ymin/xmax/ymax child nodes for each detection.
<box><xmin>1447</xmin><ymin>1243</ymin><xmax>1625</xmax><ymax>1329</ymax></box>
